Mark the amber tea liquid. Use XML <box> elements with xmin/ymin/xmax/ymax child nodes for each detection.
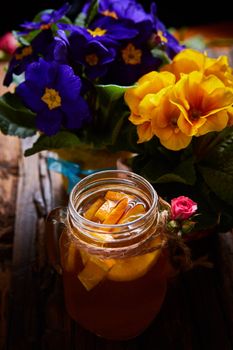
<box><xmin>59</xmin><ymin>186</ymin><xmax>168</xmax><ymax>340</ymax></box>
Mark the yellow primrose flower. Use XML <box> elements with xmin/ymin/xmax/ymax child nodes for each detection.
<box><xmin>150</xmin><ymin>88</ymin><xmax>192</xmax><ymax>150</ymax></box>
<box><xmin>125</xmin><ymin>71</ymin><xmax>175</xmax><ymax>116</ymax></box>
<box><xmin>129</xmin><ymin>83</ymin><xmax>192</xmax><ymax>150</ymax></box>
<box><xmin>204</xmin><ymin>55</ymin><xmax>233</xmax><ymax>88</ymax></box>
<box><xmin>135</xmin><ymin>86</ymin><xmax>173</xmax><ymax>143</ymax></box>
<box><xmin>161</xmin><ymin>49</ymin><xmax>205</xmax><ymax>80</ymax></box>
<box><xmin>125</xmin><ymin>71</ymin><xmax>175</xmax><ymax>141</ymax></box>
<box><xmin>161</xmin><ymin>48</ymin><xmax>233</xmax><ymax>88</ymax></box>
<box><xmin>170</xmin><ymin>71</ymin><xmax>233</xmax><ymax>136</ymax></box>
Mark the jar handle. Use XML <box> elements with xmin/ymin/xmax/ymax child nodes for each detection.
<box><xmin>158</xmin><ymin>196</ymin><xmax>171</xmax><ymax>211</ymax></box>
<box><xmin>157</xmin><ymin>197</ymin><xmax>170</xmax><ymax>236</ymax></box>
<box><xmin>46</xmin><ymin>207</ymin><xmax>67</xmax><ymax>274</ymax></box>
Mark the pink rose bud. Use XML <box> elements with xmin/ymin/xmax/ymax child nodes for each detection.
<box><xmin>171</xmin><ymin>196</ymin><xmax>197</xmax><ymax>220</ymax></box>
<box><xmin>0</xmin><ymin>32</ymin><xmax>18</xmax><ymax>55</ymax></box>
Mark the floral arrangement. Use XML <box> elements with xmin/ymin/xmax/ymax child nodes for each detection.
<box><xmin>0</xmin><ymin>0</ymin><xmax>233</xmax><ymax>233</ymax></box>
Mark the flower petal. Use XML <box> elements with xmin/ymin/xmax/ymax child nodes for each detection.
<box><xmin>57</xmin><ymin>65</ymin><xmax>82</xmax><ymax>101</ymax></box>
<box><xmin>36</xmin><ymin>108</ymin><xmax>62</xmax><ymax>136</ymax></box>
<box><xmin>197</xmin><ymin>110</ymin><xmax>229</xmax><ymax>135</ymax></box>
<box><xmin>62</xmin><ymin>97</ymin><xmax>91</xmax><ymax>129</ymax></box>
<box><xmin>160</xmin><ymin>131</ymin><xmax>192</xmax><ymax>151</ymax></box>
<box><xmin>16</xmin><ymin>80</ymin><xmax>45</xmax><ymax>112</ymax></box>
<box><xmin>137</xmin><ymin>122</ymin><xmax>153</xmax><ymax>143</ymax></box>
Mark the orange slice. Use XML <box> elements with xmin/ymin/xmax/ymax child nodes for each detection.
<box><xmin>102</xmin><ymin>198</ymin><xmax>129</xmax><ymax>225</ymax></box>
<box><xmin>66</xmin><ymin>242</ymin><xmax>78</xmax><ymax>272</ymax></box>
<box><xmin>79</xmin><ymin>248</ymin><xmax>89</xmax><ymax>266</ymax></box>
<box><xmin>78</xmin><ymin>255</ymin><xmax>115</xmax><ymax>291</ymax></box>
<box><xmin>107</xmin><ymin>236</ymin><xmax>162</xmax><ymax>281</ymax></box>
<box><xmin>78</xmin><ymin>259</ymin><xmax>109</xmax><ymax>291</ymax></box>
<box><xmin>83</xmin><ymin>198</ymin><xmax>104</xmax><ymax>220</ymax></box>
<box><xmin>105</xmin><ymin>190</ymin><xmax>134</xmax><ymax>202</ymax></box>
<box><xmin>94</xmin><ymin>199</ymin><xmax>117</xmax><ymax>222</ymax></box>
<box><xmin>118</xmin><ymin>203</ymin><xmax>146</xmax><ymax>224</ymax></box>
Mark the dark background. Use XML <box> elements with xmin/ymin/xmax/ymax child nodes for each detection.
<box><xmin>0</xmin><ymin>0</ymin><xmax>232</xmax><ymax>35</ymax></box>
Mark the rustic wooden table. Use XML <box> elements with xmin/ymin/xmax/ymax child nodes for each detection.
<box><xmin>0</xmin><ymin>25</ymin><xmax>233</xmax><ymax>349</ymax></box>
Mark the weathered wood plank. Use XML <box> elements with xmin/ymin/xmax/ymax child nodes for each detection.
<box><xmin>0</xmin><ymin>134</ymin><xmax>20</xmax><ymax>350</ymax></box>
<box><xmin>7</xmin><ymin>139</ymin><xmax>67</xmax><ymax>350</ymax></box>
<box><xmin>2</xmin><ymin>136</ymin><xmax>72</xmax><ymax>350</ymax></box>
<box><xmin>8</xmin><ymin>139</ymin><xmax>42</xmax><ymax>350</ymax></box>
<box><xmin>0</xmin><ymin>135</ymin><xmax>20</xmax><ymax>253</ymax></box>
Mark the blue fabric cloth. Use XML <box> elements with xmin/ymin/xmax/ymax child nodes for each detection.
<box><xmin>47</xmin><ymin>156</ymin><xmax>115</xmax><ymax>193</ymax></box>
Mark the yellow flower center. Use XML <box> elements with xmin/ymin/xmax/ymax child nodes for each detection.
<box><xmin>85</xmin><ymin>53</ymin><xmax>99</xmax><ymax>66</ymax></box>
<box><xmin>40</xmin><ymin>23</ymin><xmax>52</xmax><ymax>30</ymax></box>
<box><xmin>15</xmin><ymin>46</ymin><xmax>33</xmax><ymax>60</ymax></box>
<box><xmin>41</xmin><ymin>88</ymin><xmax>62</xmax><ymax>110</ymax></box>
<box><xmin>122</xmin><ymin>43</ymin><xmax>142</xmax><ymax>65</ymax></box>
<box><xmin>158</xmin><ymin>30</ymin><xmax>168</xmax><ymax>43</ymax></box>
<box><xmin>87</xmin><ymin>27</ymin><xmax>107</xmax><ymax>37</ymax></box>
<box><xmin>101</xmin><ymin>10</ymin><xmax>118</xmax><ymax>19</ymax></box>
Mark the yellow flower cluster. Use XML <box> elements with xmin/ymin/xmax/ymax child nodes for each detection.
<box><xmin>125</xmin><ymin>49</ymin><xmax>233</xmax><ymax>150</ymax></box>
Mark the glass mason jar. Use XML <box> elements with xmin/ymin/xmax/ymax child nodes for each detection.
<box><xmin>46</xmin><ymin>170</ymin><xmax>171</xmax><ymax>341</ymax></box>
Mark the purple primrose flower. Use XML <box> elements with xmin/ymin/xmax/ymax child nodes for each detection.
<box><xmin>101</xmin><ymin>39</ymin><xmax>162</xmax><ymax>85</ymax></box>
<box><xmin>53</xmin><ymin>30</ymin><xmax>70</xmax><ymax>64</ymax></box>
<box><xmin>20</xmin><ymin>3</ymin><xmax>70</xmax><ymax>33</ymax></box>
<box><xmin>150</xmin><ymin>4</ymin><xmax>184</xmax><ymax>58</ymax></box>
<box><xmin>99</xmin><ymin>0</ymin><xmax>152</xmax><ymax>24</ymax></box>
<box><xmin>16</xmin><ymin>58</ymin><xmax>91</xmax><ymax>135</ymax></box>
<box><xmin>4</xmin><ymin>30</ymin><xmax>55</xmax><ymax>86</ymax></box>
<box><xmin>60</xmin><ymin>16</ymin><xmax>138</xmax><ymax>48</ymax></box>
<box><xmin>67</xmin><ymin>29</ymin><xmax>116</xmax><ymax>79</ymax></box>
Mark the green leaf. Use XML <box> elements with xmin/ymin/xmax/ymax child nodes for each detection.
<box><xmin>155</xmin><ymin>173</ymin><xmax>193</xmax><ymax>184</ymax></box>
<box><xmin>95</xmin><ymin>84</ymin><xmax>132</xmax><ymax>129</ymax></box>
<box><xmin>96</xmin><ymin>84</ymin><xmax>133</xmax><ymax>102</ymax></box>
<box><xmin>150</xmin><ymin>48</ymin><xmax>170</xmax><ymax>65</ymax></box>
<box><xmin>87</xmin><ymin>84</ymin><xmax>134</xmax><ymax>149</ymax></box>
<box><xmin>136</xmin><ymin>155</ymin><xmax>196</xmax><ymax>185</ymax></box>
<box><xmin>172</xmin><ymin>158</ymin><xmax>196</xmax><ymax>185</ymax></box>
<box><xmin>197</xmin><ymin>127</ymin><xmax>233</xmax><ymax>206</ymax></box>
<box><xmin>57</xmin><ymin>16</ymin><xmax>72</xmax><ymax>25</ymax></box>
<box><xmin>111</xmin><ymin>122</ymin><xmax>141</xmax><ymax>153</ymax></box>
<box><xmin>24</xmin><ymin>131</ymin><xmax>84</xmax><ymax>156</ymax></box>
<box><xmin>74</xmin><ymin>12</ymin><xmax>86</xmax><ymax>27</ymax></box>
<box><xmin>13</xmin><ymin>29</ymin><xmax>40</xmax><ymax>46</ymax></box>
<box><xmin>183</xmin><ymin>35</ymin><xmax>206</xmax><ymax>51</ymax></box>
<box><xmin>0</xmin><ymin>119</ymin><xmax>35</xmax><ymax>138</ymax></box>
<box><xmin>0</xmin><ymin>93</ymin><xmax>36</xmax><ymax>137</ymax></box>
<box><xmin>199</xmin><ymin>166</ymin><xmax>233</xmax><ymax>205</ymax></box>
<box><xmin>85</xmin><ymin>0</ymin><xmax>98</xmax><ymax>26</ymax></box>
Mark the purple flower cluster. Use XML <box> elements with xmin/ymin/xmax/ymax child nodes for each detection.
<box><xmin>4</xmin><ymin>0</ymin><xmax>184</xmax><ymax>136</ymax></box>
